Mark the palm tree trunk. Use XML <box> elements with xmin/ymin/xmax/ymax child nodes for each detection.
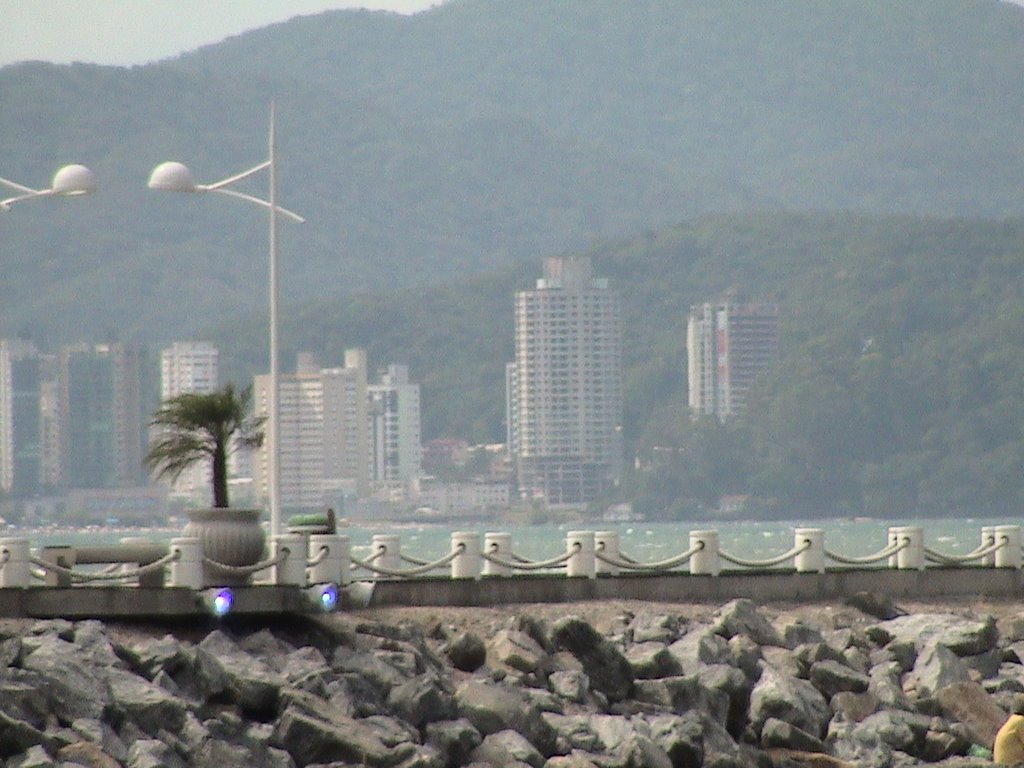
<box><xmin>212</xmin><ymin>443</ymin><xmax>229</xmax><ymax>508</ymax></box>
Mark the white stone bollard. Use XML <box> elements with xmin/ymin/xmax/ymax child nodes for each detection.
<box><xmin>891</xmin><ymin>526</ymin><xmax>924</xmax><ymax>570</ymax></box>
<box><xmin>371</xmin><ymin>534</ymin><xmax>401</xmax><ymax>579</ymax></box>
<box><xmin>0</xmin><ymin>539</ymin><xmax>30</xmax><ymax>588</ymax></box>
<box><xmin>689</xmin><ymin>530</ymin><xmax>721</xmax><ymax>576</ymax></box>
<box><xmin>309</xmin><ymin>534</ymin><xmax>349</xmax><ymax>586</ymax></box>
<box><xmin>483</xmin><ymin>532</ymin><xmax>512</xmax><ymax>576</ymax></box>
<box><xmin>566</xmin><ymin>531</ymin><xmax>596</xmax><ymax>579</ymax></box>
<box><xmin>995</xmin><ymin>525</ymin><xmax>1022</xmax><ymax>569</ymax></box>
<box><xmin>451</xmin><ymin>532</ymin><xmax>481</xmax><ymax>580</ymax></box>
<box><xmin>273</xmin><ymin>534</ymin><xmax>307</xmax><ymax>586</ymax></box>
<box><xmin>169</xmin><ymin>537</ymin><xmax>202</xmax><ymax>589</ymax></box>
<box><xmin>981</xmin><ymin>526</ymin><xmax>997</xmax><ymax>567</ymax></box>
<box><xmin>794</xmin><ymin>528</ymin><xmax>825</xmax><ymax>574</ymax></box>
<box><xmin>595</xmin><ymin>531</ymin><xmax>620</xmax><ymax>575</ymax></box>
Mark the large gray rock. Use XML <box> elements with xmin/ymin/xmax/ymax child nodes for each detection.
<box><xmin>586</xmin><ymin>715</ymin><xmax>672</xmax><ymax>768</ymax></box>
<box><xmin>748</xmin><ymin>666</ymin><xmax>830</xmax><ymax>738</ymax></box>
<box><xmin>808</xmin><ymin>659</ymin><xmax>871</xmax><ymax>699</ymax></box>
<box><xmin>21</xmin><ymin>635</ymin><xmax>111</xmax><ymax>722</ymax></box>
<box><xmin>906</xmin><ymin>642</ymin><xmax>971</xmax><ymax>698</ymax></box>
<box><xmin>442</xmin><ymin>631</ymin><xmax>487</xmax><ymax>672</ymax></box>
<box><xmin>934</xmin><ymin>681</ymin><xmax>1006</xmax><ymax>749</ymax></box>
<box><xmin>488</xmin><ymin>629</ymin><xmax>548</xmax><ymax>674</ymax></box>
<box><xmin>387</xmin><ymin>673</ymin><xmax>457</xmax><ymax>728</ymax></box>
<box><xmin>624</xmin><ymin>642</ymin><xmax>680</xmax><ymax>680</ymax></box>
<box><xmin>633</xmin><ymin>675</ymin><xmax>729</xmax><ymax>724</ymax></box>
<box><xmin>628</xmin><ymin>613</ymin><xmax>685</xmax><ymax>645</ymax></box>
<box><xmin>455</xmin><ymin>680</ymin><xmax>557</xmax><ymax>757</ymax></box>
<box><xmin>271</xmin><ymin>705</ymin><xmax>394</xmax><ymax>767</ymax></box>
<box><xmin>107</xmin><ymin>668</ymin><xmax>189</xmax><ymax>737</ymax></box>
<box><xmin>194</xmin><ymin>631</ymin><xmax>281</xmax><ymax>716</ymax></box>
<box><xmin>760</xmin><ymin>716</ymin><xmax>825</xmax><ymax>752</ymax></box>
<box><xmin>125</xmin><ymin>738</ymin><xmax>188</xmax><ymax>768</ymax></box>
<box><xmin>425</xmin><ymin>718</ymin><xmax>482</xmax><ymax>766</ymax></box>
<box><xmin>666</xmin><ymin>628</ymin><xmax>731</xmax><ymax>673</ymax></box>
<box><xmin>711</xmin><ymin>599</ymin><xmax>785</xmax><ymax>648</ymax></box>
<box><xmin>469</xmin><ymin>729</ymin><xmax>545</xmax><ymax>768</ymax></box>
<box><xmin>550</xmin><ymin>616</ymin><xmax>633</xmax><ymax>703</ymax></box>
<box><xmin>867</xmin><ymin>614</ymin><xmax>999</xmax><ymax>656</ymax></box>
<box><xmin>0</xmin><ymin>709</ymin><xmax>49</xmax><ymax>759</ymax></box>
<box><xmin>548</xmin><ymin>670</ymin><xmax>590</xmax><ymax>703</ymax></box>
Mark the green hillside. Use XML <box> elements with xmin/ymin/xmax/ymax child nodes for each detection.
<box><xmin>3</xmin><ymin>0</ymin><xmax>1024</xmax><ymax>343</ymax></box>
<box><xmin>210</xmin><ymin>212</ymin><xmax>1024</xmax><ymax>518</ymax></box>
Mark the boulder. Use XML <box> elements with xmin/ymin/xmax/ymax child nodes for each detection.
<box><xmin>548</xmin><ymin>670</ymin><xmax>590</xmax><ymax>703</ymax></box>
<box><xmin>748</xmin><ymin>666</ymin><xmax>830</xmax><ymax>738</ymax></box>
<box><xmin>628</xmin><ymin>612</ymin><xmax>685</xmax><ymax>644</ymax></box>
<box><xmin>424</xmin><ymin>718</ymin><xmax>482</xmax><ymax>766</ymax></box>
<box><xmin>550</xmin><ymin>616</ymin><xmax>633</xmax><ymax>703</ymax></box>
<box><xmin>194</xmin><ymin>631</ymin><xmax>281</xmax><ymax>717</ymax></box>
<box><xmin>624</xmin><ymin>642</ymin><xmax>680</xmax><ymax>680</ymax></box>
<box><xmin>21</xmin><ymin>636</ymin><xmax>111</xmax><ymax>722</ymax></box>
<box><xmin>666</xmin><ymin>628</ymin><xmax>731</xmax><ymax>673</ymax></box>
<box><xmin>867</xmin><ymin>614</ymin><xmax>998</xmax><ymax>656</ymax></box>
<box><xmin>711</xmin><ymin>599</ymin><xmax>785</xmax><ymax>647</ymax></box>
<box><xmin>388</xmin><ymin>673</ymin><xmax>458</xmax><ymax>728</ymax></box>
<box><xmin>469</xmin><ymin>729</ymin><xmax>545</xmax><ymax>768</ymax></box>
<box><xmin>455</xmin><ymin>679</ymin><xmax>557</xmax><ymax>756</ymax></box>
<box><xmin>125</xmin><ymin>738</ymin><xmax>188</xmax><ymax>768</ymax></box>
<box><xmin>442</xmin><ymin>631</ymin><xmax>487</xmax><ymax>672</ymax></box>
<box><xmin>907</xmin><ymin>642</ymin><xmax>971</xmax><ymax>698</ymax></box>
<box><xmin>106</xmin><ymin>668</ymin><xmax>189</xmax><ymax>737</ymax></box>
<box><xmin>808</xmin><ymin>659</ymin><xmax>870</xmax><ymax>699</ymax></box>
<box><xmin>760</xmin><ymin>716</ymin><xmax>826</xmax><ymax>753</ymax></box>
<box><xmin>488</xmin><ymin>628</ymin><xmax>548</xmax><ymax>673</ymax></box>
<box><xmin>271</xmin><ymin>705</ymin><xmax>393</xmax><ymax>767</ymax></box>
<box><xmin>934</xmin><ymin>681</ymin><xmax>1006</xmax><ymax>748</ymax></box>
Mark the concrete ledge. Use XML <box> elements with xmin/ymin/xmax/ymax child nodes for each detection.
<box><xmin>0</xmin><ymin>585</ymin><xmax>313</xmax><ymax>619</ymax></box>
<box><xmin>365</xmin><ymin>566</ymin><xmax>1024</xmax><ymax>607</ymax></box>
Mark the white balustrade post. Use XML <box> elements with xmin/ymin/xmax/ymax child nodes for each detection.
<box><xmin>595</xmin><ymin>531</ymin><xmax>620</xmax><ymax>575</ymax></box>
<box><xmin>451</xmin><ymin>531</ymin><xmax>481</xmax><ymax>580</ymax></box>
<box><xmin>483</xmin><ymin>532</ymin><xmax>512</xmax><ymax>577</ymax></box>
<box><xmin>895</xmin><ymin>526</ymin><xmax>924</xmax><ymax>570</ymax></box>
<box><xmin>0</xmin><ymin>539</ymin><xmax>30</xmax><ymax>588</ymax></box>
<box><xmin>995</xmin><ymin>525</ymin><xmax>1022</xmax><ymax>569</ymax></box>
<box><xmin>981</xmin><ymin>526</ymin><xmax>997</xmax><ymax>567</ymax></box>
<box><xmin>309</xmin><ymin>534</ymin><xmax>348</xmax><ymax>586</ymax></box>
<box><xmin>689</xmin><ymin>530</ymin><xmax>721</xmax><ymax>576</ymax></box>
<box><xmin>372</xmin><ymin>534</ymin><xmax>401</xmax><ymax>579</ymax></box>
<box><xmin>273</xmin><ymin>533</ymin><xmax>306</xmax><ymax>586</ymax></box>
<box><xmin>794</xmin><ymin>528</ymin><xmax>825</xmax><ymax>574</ymax></box>
<box><xmin>169</xmin><ymin>537</ymin><xmax>202</xmax><ymax>589</ymax></box>
<box><xmin>566</xmin><ymin>531</ymin><xmax>596</xmax><ymax>579</ymax></box>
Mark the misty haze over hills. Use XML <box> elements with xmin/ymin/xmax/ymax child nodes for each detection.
<box><xmin>2</xmin><ymin>0</ymin><xmax>1024</xmax><ymax>345</ymax></box>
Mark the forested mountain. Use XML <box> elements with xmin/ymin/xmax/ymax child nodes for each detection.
<box><xmin>3</xmin><ymin>0</ymin><xmax>1024</xmax><ymax>342</ymax></box>
<box><xmin>209</xmin><ymin>212</ymin><xmax>1024</xmax><ymax>518</ymax></box>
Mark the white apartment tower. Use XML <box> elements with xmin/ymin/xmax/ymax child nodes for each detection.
<box><xmin>368</xmin><ymin>364</ymin><xmax>422</xmax><ymax>492</ymax></box>
<box><xmin>253</xmin><ymin>350</ymin><xmax>370</xmax><ymax>511</ymax></box>
<box><xmin>510</xmin><ymin>256</ymin><xmax>623</xmax><ymax>506</ymax></box>
<box><xmin>158</xmin><ymin>342</ymin><xmax>219</xmax><ymax>500</ymax></box>
<box><xmin>687</xmin><ymin>295</ymin><xmax>780</xmax><ymax>421</ymax></box>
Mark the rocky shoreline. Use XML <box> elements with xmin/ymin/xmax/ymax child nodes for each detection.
<box><xmin>0</xmin><ymin>594</ymin><xmax>1020</xmax><ymax>767</ymax></box>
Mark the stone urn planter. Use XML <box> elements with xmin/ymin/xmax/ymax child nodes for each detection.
<box><xmin>182</xmin><ymin>508</ymin><xmax>267</xmax><ymax>586</ymax></box>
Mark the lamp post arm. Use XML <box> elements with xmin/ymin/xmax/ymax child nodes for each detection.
<box><xmin>0</xmin><ymin>176</ymin><xmax>40</xmax><ymax>195</ymax></box>
<box><xmin>202</xmin><ymin>161</ymin><xmax>272</xmax><ymax>192</ymax></box>
<box><xmin>207</xmin><ymin>187</ymin><xmax>306</xmax><ymax>223</ymax></box>
<box><xmin>0</xmin><ymin>189</ymin><xmax>54</xmax><ymax>211</ymax></box>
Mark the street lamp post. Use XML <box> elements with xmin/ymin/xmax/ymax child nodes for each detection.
<box><xmin>0</xmin><ymin>164</ymin><xmax>97</xmax><ymax>210</ymax></box>
<box><xmin>148</xmin><ymin>105</ymin><xmax>304</xmax><ymax>538</ymax></box>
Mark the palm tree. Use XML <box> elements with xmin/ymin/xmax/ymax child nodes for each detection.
<box><xmin>145</xmin><ymin>383</ymin><xmax>265</xmax><ymax>509</ymax></box>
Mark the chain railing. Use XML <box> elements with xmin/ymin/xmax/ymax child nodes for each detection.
<box><xmin>824</xmin><ymin>538</ymin><xmax>907</xmax><ymax>565</ymax></box>
<box><xmin>30</xmin><ymin>550</ymin><xmax>180</xmax><ymax>583</ymax></box>
<box><xmin>595</xmin><ymin>540</ymin><xmax>704</xmax><ymax>572</ymax></box>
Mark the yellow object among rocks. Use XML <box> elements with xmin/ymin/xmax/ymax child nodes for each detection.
<box><xmin>994</xmin><ymin>712</ymin><xmax>1024</xmax><ymax>765</ymax></box>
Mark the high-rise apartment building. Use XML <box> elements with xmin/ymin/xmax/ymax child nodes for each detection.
<box><xmin>509</xmin><ymin>256</ymin><xmax>623</xmax><ymax>506</ymax></box>
<box><xmin>157</xmin><ymin>342</ymin><xmax>219</xmax><ymax>500</ymax></box>
<box><xmin>58</xmin><ymin>343</ymin><xmax>143</xmax><ymax>489</ymax></box>
<box><xmin>687</xmin><ymin>295</ymin><xmax>780</xmax><ymax>421</ymax></box>
<box><xmin>0</xmin><ymin>339</ymin><xmax>44</xmax><ymax>496</ymax></box>
<box><xmin>368</xmin><ymin>364</ymin><xmax>422</xmax><ymax>491</ymax></box>
<box><xmin>253</xmin><ymin>350</ymin><xmax>371</xmax><ymax>511</ymax></box>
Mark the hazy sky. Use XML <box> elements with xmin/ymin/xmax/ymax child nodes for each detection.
<box><xmin>0</xmin><ymin>1</ymin><xmax>444</xmax><ymax>68</ymax></box>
